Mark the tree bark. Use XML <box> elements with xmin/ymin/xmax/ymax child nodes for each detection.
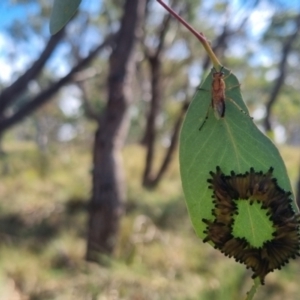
<box><xmin>263</xmin><ymin>14</ymin><xmax>300</xmax><ymax>132</ymax></box>
<box><xmin>142</xmin><ymin>57</ymin><xmax>162</xmax><ymax>186</ymax></box>
<box><xmin>142</xmin><ymin>14</ymin><xmax>171</xmax><ymax>187</ymax></box>
<box><xmin>86</xmin><ymin>0</ymin><xmax>146</xmax><ymax>260</ymax></box>
<box><xmin>145</xmin><ymin>100</ymin><xmax>189</xmax><ymax>188</ymax></box>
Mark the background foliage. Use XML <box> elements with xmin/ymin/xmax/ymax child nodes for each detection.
<box><xmin>0</xmin><ymin>0</ymin><xmax>300</xmax><ymax>299</ymax></box>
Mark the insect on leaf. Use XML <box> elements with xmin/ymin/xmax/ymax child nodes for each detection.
<box><xmin>179</xmin><ymin>67</ymin><xmax>300</xmax><ymax>284</ymax></box>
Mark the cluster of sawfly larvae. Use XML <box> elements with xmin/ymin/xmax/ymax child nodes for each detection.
<box><xmin>202</xmin><ymin>166</ymin><xmax>300</xmax><ymax>284</ymax></box>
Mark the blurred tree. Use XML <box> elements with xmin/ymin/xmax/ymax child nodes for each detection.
<box><xmin>86</xmin><ymin>0</ymin><xmax>147</xmax><ymax>258</ymax></box>
<box><xmin>1</xmin><ymin>0</ymin><xmax>300</xmax><ymax>261</ymax></box>
<box><xmin>0</xmin><ymin>34</ymin><xmax>112</xmax><ymax>135</ymax></box>
<box><xmin>262</xmin><ymin>12</ymin><xmax>300</xmax><ymax>133</ymax></box>
<box><xmin>141</xmin><ymin>7</ymin><xmax>173</xmax><ymax>187</ymax></box>
<box><xmin>140</xmin><ymin>0</ymin><xmax>252</xmax><ymax>188</ymax></box>
<box><xmin>0</xmin><ymin>0</ymin><xmax>117</xmax><ymax>143</ymax></box>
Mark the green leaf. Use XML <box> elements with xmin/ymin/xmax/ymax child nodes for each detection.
<box><xmin>179</xmin><ymin>67</ymin><xmax>296</xmax><ymax>240</ymax></box>
<box><xmin>232</xmin><ymin>200</ymin><xmax>275</xmax><ymax>248</ymax></box>
<box><xmin>50</xmin><ymin>0</ymin><xmax>81</xmax><ymax>35</ymax></box>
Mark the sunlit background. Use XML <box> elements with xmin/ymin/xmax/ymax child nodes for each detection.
<box><xmin>0</xmin><ymin>0</ymin><xmax>300</xmax><ymax>299</ymax></box>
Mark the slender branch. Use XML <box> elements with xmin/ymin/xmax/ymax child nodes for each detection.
<box><xmin>154</xmin><ymin>11</ymin><xmax>173</xmax><ymax>59</ymax></box>
<box><xmin>245</xmin><ymin>278</ymin><xmax>260</xmax><ymax>300</ymax></box>
<box><xmin>0</xmin><ymin>28</ymin><xmax>66</xmax><ymax>113</ymax></box>
<box><xmin>142</xmin><ymin>5</ymin><xmax>174</xmax><ymax>186</ymax></box>
<box><xmin>157</xmin><ymin>0</ymin><xmax>221</xmax><ymax>69</ymax></box>
<box><xmin>149</xmin><ymin>99</ymin><xmax>189</xmax><ymax>187</ymax></box>
<box><xmin>201</xmin><ymin>24</ymin><xmax>229</xmax><ymax>72</ymax></box>
<box><xmin>0</xmin><ymin>36</ymin><xmax>114</xmax><ymax>134</ymax></box>
<box><xmin>202</xmin><ymin>10</ymin><xmax>250</xmax><ymax>72</ymax></box>
<box><xmin>142</xmin><ymin>49</ymin><xmax>164</xmax><ymax>186</ymax></box>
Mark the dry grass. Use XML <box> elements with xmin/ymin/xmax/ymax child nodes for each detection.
<box><xmin>0</xmin><ymin>140</ymin><xmax>299</xmax><ymax>300</ymax></box>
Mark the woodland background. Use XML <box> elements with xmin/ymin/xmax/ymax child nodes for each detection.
<box><xmin>0</xmin><ymin>0</ymin><xmax>300</xmax><ymax>299</ymax></box>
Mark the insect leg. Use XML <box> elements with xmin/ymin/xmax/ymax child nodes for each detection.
<box><xmin>226</xmin><ymin>97</ymin><xmax>250</xmax><ymax>117</ymax></box>
<box><xmin>222</xmin><ymin>70</ymin><xmax>240</xmax><ymax>90</ymax></box>
<box><xmin>199</xmin><ymin>104</ymin><xmax>211</xmax><ymax>130</ymax></box>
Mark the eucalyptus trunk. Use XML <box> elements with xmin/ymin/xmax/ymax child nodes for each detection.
<box><xmin>86</xmin><ymin>0</ymin><xmax>146</xmax><ymax>260</ymax></box>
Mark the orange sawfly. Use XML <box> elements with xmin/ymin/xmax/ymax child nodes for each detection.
<box><xmin>156</xmin><ymin>0</ymin><xmax>248</xmax><ymax>129</ymax></box>
<box><xmin>199</xmin><ymin>67</ymin><xmax>248</xmax><ymax>130</ymax></box>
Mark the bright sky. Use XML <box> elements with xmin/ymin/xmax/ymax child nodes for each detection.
<box><xmin>0</xmin><ymin>1</ymin><xmax>299</xmax><ymax>88</ymax></box>
<box><xmin>1</xmin><ymin>0</ymin><xmax>296</xmax><ymax>83</ymax></box>
<box><xmin>0</xmin><ymin>1</ymin><xmax>37</xmax><ymax>28</ymax></box>
<box><xmin>0</xmin><ymin>0</ymin><xmax>105</xmax><ymax>80</ymax></box>
<box><xmin>0</xmin><ymin>0</ymin><xmax>298</xmax><ymax>142</ymax></box>
<box><xmin>0</xmin><ymin>0</ymin><xmax>103</xmax><ymax>29</ymax></box>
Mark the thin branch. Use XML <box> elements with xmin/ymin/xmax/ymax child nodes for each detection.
<box><xmin>0</xmin><ymin>28</ymin><xmax>66</xmax><ymax>113</ymax></box>
<box><xmin>154</xmin><ymin>12</ymin><xmax>173</xmax><ymax>58</ymax></box>
<box><xmin>0</xmin><ymin>36</ymin><xmax>114</xmax><ymax>134</ymax></box>
<box><xmin>157</xmin><ymin>0</ymin><xmax>221</xmax><ymax>69</ymax></box>
<box><xmin>142</xmin><ymin>6</ymin><xmax>173</xmax><ymax>186</ymax></box>
<box><xmin>149</xmin><ymin>99</ymin><xmax>189</xmax><ymax>187</ymax></box>
<box><xmin>202</xmin><ymin>10</ymin><xmax>251</xmax><ymax>72</ymax></box>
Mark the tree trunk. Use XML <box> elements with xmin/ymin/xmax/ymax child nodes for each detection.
<box><xmin>142</xmin><ymin>57</ymin><xmax>162</xmax><ymax>186</ymax></box>
<box><xmin>263</xmin><ymin>14</ymin><xmax>300</xmax><ymax>132</ymax></box>
<box><xmin>141</xmin><ymin>13</ymin><xmax>172</xmax><ymax>187</ymax></box>
<box><xmin>86</xmin><ymin>0</ymin><xmax>146</xmax><ymax>260</ymax></box>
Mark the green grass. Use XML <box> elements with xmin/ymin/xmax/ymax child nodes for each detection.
<box><xmin>0</xmin><ymin>140</ymin><xmax>299</xmax><ymax>299</ymax></box>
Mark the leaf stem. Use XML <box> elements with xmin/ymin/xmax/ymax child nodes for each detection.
<box><xmin>156</xmin><ymin>0</ymin><xmax>221</xmax><ymax>70</ymax></box>
<box><xmin>245</xmin><ymin>278</ymin><xmax>260</xmax><ymax>300</ymax></box>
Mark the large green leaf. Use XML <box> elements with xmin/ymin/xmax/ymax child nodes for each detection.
<box><xmin>50</xmin><ymin>0</ymin><xmax>81</xmax><ymax>35</ymax></box>
<box><xmin>179</xmin><ymin>67</ymin><xmax>296</xmax><ymax>240</ymax></box>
